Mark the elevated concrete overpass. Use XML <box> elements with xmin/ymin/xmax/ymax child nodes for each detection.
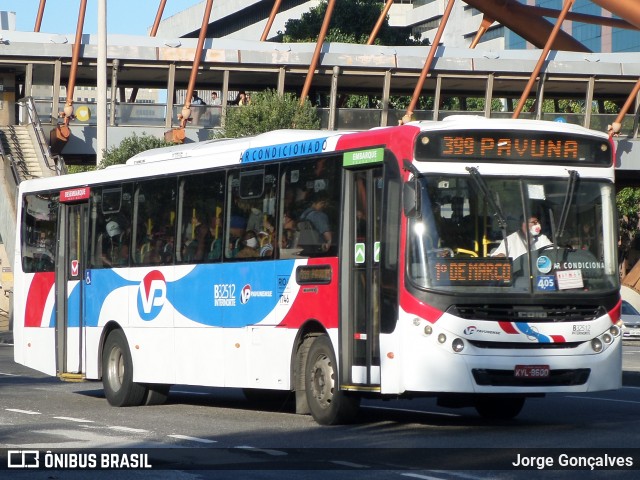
<box><xmin>0</xmin><ymin>29</ymin><xmax>639</xmax><ymax>181</ymax></box>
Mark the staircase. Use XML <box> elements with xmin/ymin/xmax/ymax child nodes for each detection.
<box><xmin>0</xmin><ymin>125</ymin><xmax>44</xmax><ymax>181</ymax></box>
<box><xmin>0</xmin><ymin>97</ymin><xmax>66</xmax><ymax>265</ymax></box>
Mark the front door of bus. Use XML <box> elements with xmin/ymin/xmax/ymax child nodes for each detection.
<box><xmin>340</xmin><ymin>165</ymin><xmax>383</xmax><ymax>389</ymax></box>
<box><xmin>55</xmin><ymin>201</ymin><xmax>88</xmax><ymax>377</ymax></box>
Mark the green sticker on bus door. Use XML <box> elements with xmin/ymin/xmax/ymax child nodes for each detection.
<box><xmin>343</xmin><ymin>148</ymin><xmax>384</xmax><ymax>167</ymax></box>
<box><xmin>355</xmin><ymin>243</ymin><xmax>366</xmax><ymax>264</ymax></box>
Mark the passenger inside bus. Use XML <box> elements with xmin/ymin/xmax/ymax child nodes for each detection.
<box><xmin>143</xmin><ymin>234</ymin><xmax>164</xmax><ymax>264</ymax></box>
<box><xmin>227</xmin><ymin>215</ymin><xmax>247</xmax><ymax>258</ymax></box>
<box><xmin>258</xmin><ymin>215</ymin><xmax>275</xmax><ymax>257</ymax></box>
<box><xmin>183</xmin><ymin>212</ymin><xmax>212</xmax><ymax>262</ymax></box>
<box><xmin>236</xmin><ymin>230</ymin><xmax>260</xmax><ymax>258</ymax></box>
<box><xmin>101</xmin><ymin>220</ymin><xmax>130</xmax><ymax>267</ymax></box>
<box><xmin>297</xmin><ymin>191</ymin><xmax>333</xmax><ymax>255</ymax></box>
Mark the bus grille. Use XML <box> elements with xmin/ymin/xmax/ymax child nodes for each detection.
<box><xmin>450</xmin><ymin>304</ymin><xmax>605</xmax><ymax>322</ymax></box>
<box><xmin>467</xmin><ymin>340</ymin><xmax>582</xmax><ymax>349</ymax></box>
<box><xmin>472</xmin><ymin>368</ymin><xmax>590</xmax><ymax>387</ymax></box>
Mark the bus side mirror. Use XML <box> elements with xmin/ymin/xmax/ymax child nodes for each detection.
<box><xmin>403</xmin><ymin>181</ymin><xmax>421</xmax><ymax>218</ymax></box>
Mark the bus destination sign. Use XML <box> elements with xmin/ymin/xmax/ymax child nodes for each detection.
<box><xmin>429</xmin><ymin>258</ymin><xmax>512</xmax><ymax>287</ymax></box>
<box><xmin>415</xmin><ymin>130</ymin><xmax>612</xmax><ymax>166</ymax></box>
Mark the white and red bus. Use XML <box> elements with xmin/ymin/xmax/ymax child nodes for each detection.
<box><xmin>13</xmin><ymin>117</ymin><xmax>622</xmax><ymax>424</ymax></box>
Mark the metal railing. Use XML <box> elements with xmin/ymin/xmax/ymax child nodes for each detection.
<box><xmin>18</xmin><ymin>96</ymin><xmax>67</xmax><ymax>176</ymax></box>
<box><xmin>31</xmin><ymin>98</ymin><xmax>640</xmax><ymax>137</ymax></box>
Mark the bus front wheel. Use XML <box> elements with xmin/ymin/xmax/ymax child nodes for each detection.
<box><xmin>305</xmin><ymin>335</ymin><xmax>360</xmax><ymax>425</ymax></box>
<box><xmin>102</xmin><ymin>330</ymin><xmax>147</xmax><ymax>407</ymax></box>
<box><xmin>474</xmin><ymin>395</ymin><xmax>525</xmax><ymax>420</ymax></box>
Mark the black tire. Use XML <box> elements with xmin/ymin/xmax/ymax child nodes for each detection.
<box><xmin>474</xmin><ymin>396</ymin><xmax>525</xmax><ymax>420</ymax></box>
<box><xmin>102</xmin><ymin>330</ymin><xmax>147</xmax><ymax>407</ymax></box>
<box><xmin>305</xmin><ymin>335</ymin><xmax>360</xmax><ymax>425</ymax></box>
<box><xmin>144</xmin><ymin>384</ymin><xmax>171</xmax><ymax>406</ymax></box>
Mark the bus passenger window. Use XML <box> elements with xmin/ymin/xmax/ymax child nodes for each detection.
<box><xmin>89</xmin><ymin>185</ymin><xmax>133</xmax><ymax>269</ymax></box>
<box><xmin>282</xmin><ymin>156</ymin><xmax>341</xmax><ymax>258</ymax></box>
<box><xmin>226</xmin><ymin>165</ymin><xmax>278</xmax><ymax>261</ymax></box>
<box><xmin>133</xmin><ymin>178</ymin><xmax>177</xmax><ymax>267</ymax></box>
<box><xmin>177</xmin><ymin>171</ymin><xmax>225</xmax><ymax>264</ymax></box>
<box><xmin>21</xmin><ymin>193</ymin><xmax>58</xmax><ymax>273</ymax></box>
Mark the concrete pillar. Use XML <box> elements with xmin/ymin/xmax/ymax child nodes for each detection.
<box><xmin>0</xmin><ymin>73</ymin><xmax>16</xmax><ymax>126</ymax></box>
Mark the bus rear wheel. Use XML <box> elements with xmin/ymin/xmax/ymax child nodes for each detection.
<box><xmin>474</xmin><ymin>395</ymin><xmax>525</xmax><ymax>420</ymax></box>
<box><xmin>305</xmin><ymin>335</ymin><xmax>359</xmax><ymax>425</ymax></box>
<box><xmin>102</xmin><ymin>330</ymin><xmax>147</xmax><ymax>407</ymax></box>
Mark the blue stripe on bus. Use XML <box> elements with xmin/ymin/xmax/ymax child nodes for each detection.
<box><xmin>80</xmin><ymin>261</ymin><xmax>297</xmax><ymax>328</ymax></box>
<box><xmin>241</xmin><ymin>138</ymin><xmax>328</xmax><ymax>163</ymax></box>
<box><xmin>515</xmin><ymin>322</ymin><xmax>551</xmax><ymax>343</ymax></box>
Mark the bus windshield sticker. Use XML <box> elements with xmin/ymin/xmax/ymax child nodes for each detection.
<box><xmin>556</xmin><ymin>269</ymin><xmax>584</xmax><ymax>290</ymax></box>
<box><xmin>343</xmin><ymin>148</ymin><xmax>384</xmax><ymax>167</ymax></box>
<box><xmin>429</xmin><ymin>258</ymin><xmax>512</xmax><ymax>287</ymax></box>
<box><xmin>527</xmin><ymin>184</ymin><xmax>545</xmax><ymax>200</ymax></box>
<box><xmin>296</xmin><ymin>265</ymin><xmax>332</xmax><ymax>285</ymax></box>
<box><xmin>536</xmin><ymin>275</ymin><xmax>557</xmax><ymax>291</ymax></box>
<box><xmin>242</xmin><ymin>137</ymin><xmax>328</xmax><ymax>163</ymax></box>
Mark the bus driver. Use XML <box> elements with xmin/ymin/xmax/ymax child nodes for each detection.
<box><xmin>491</xmin><ymin>216</ymin><xmax>552</xmax><ymax>260</ymax></box>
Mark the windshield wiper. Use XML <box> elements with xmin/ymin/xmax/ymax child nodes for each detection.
<box><xmin>555</xmin><ymin>169</ymin><xmax>578</xmax><ymax>239</ymax></box>
<box><xmin>466</xmin><ymin>166</ymin><xmax>508</xmax><ymax>230</ymax></box>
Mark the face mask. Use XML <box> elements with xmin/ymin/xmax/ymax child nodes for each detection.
<box><xmin>246</xmin><ymin>238</ymin><xmax>258</xmax><ymax>248</ymax></box>
<box><xmin>530</xmin><ymin>224</ymin><xmax>542</xmax><ymax>236</ymax></box>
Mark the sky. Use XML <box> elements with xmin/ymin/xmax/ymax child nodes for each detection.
<box><xmin>6</xmin><ymin>0</ymin><xmax>202</xmax><ymax>35</ymax></box>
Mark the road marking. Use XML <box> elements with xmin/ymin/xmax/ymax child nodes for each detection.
<box><xmin>0</xmin><ymin>372</ymin><xmax>19</xmax><ymax>376</ymax></box>
<box><xmin>330</xmin><ymin>460</ymin><xmax>370</xmax><ymax>468</ymax></box>
<box><xmin>430</xmin><ymin>471</ymin><xmax>488</xmax><ymax>479</ymax></box>
<box><xmin>54</xmin><ymin>416</ymin><xmax>94</xmax><ymax>423</ymax></box>
<box><xmin>109</xmin><ymin>426</ymin><xmax>149</xmax><ymax>434</ymax></box>
<box><xmin>565</xmin><ymin>395</ymin><xmax>640</xmax><ymax>404</ymax></box>
<box><xmin>6</xmin><ymin>409</ymin><xmax>41</xmax><ymax>415</ymax></box>
<box><xmin>168</xmin><ymin>434</ymin><xmax>217</xmax><ymax>444</ymax></box>
<box><xmin>171</xmin><ymin>389</ymin><xmax>211</xmax><ymax>395</ymax></box>
<box><xmin>235</xmin><ymin>446</ymin><xmax>287</xmax><ymax>456</ymax></box>
<box><xmin>401</xmin><ymin>474</ymin><xmax>443</xmax><ymax>480</ymax></box>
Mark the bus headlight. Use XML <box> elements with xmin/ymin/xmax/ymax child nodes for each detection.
<box><xmin>424</xmin><ymin>325</ymin><xmax>433</xmax><ymax>336</ymax></box>
<box><xmin>609</xmin><ymin>325</ymin><xmax>621</xmax><ymax>337</ymax></box>
<box><xmin>602</xmin><ymin>333</ymin><xmax>613</xmax><ymax>344</ymax></box>
<box><xmin>591</xmin><ymin>338</ymin><xmax>603</xmax><ymax>353</ymax></box>
<box><xmin>438</xmin><ymin>333</ymin><xmax>447</xmax><ymax>344</ymax></box>
<box><xmin>452</xmin><ymin>338</ymin><xmax>465</xmax><ymax>353</ymax></box>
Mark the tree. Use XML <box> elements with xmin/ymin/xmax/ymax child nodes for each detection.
<box><xmin>279</xmin><ymin>0</ymin><xmax>425</xmax><ymax>46</ymax></box>
<box><xmin>617</xmin><ymin>187</ymin><xmax>640</xmax><ymax>277</ymax></box>
<box><xmin>277</xmin><ymin>1</ymin><xmax>427</xmax><ymax>112</ymax></box>
<box><xmin>218</xmin><ymin>89</ymin><xmax>320</xmax><ymax>138</ymax></box>
<box><xmin>99</xmin><ymin>133</ymin><xmax>174</xmax><ymax>169</ymax></box>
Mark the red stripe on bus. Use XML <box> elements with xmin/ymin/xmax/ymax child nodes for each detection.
<box><xmin>25</xmin><ymin>272</ymin><xmax>55</xmax><ymax>327</ymax></box>
<box><xmin>499</xmin><ymin>322</ymin><xmax>519</xmax><ymax>334</ymax></box>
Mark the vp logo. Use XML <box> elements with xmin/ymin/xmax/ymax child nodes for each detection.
<box><xmin>463</xmin><ymin>326</ymin><xmax>477</xmax><ymax>335</ymax></box>
<box><xmin>137</xmin><ymin>270</ymin><xmax>167</xmax><ymax>320</ymax></box>
<box><xmin>240</xmin><ymin>284</ymin><xmax>252</xmax><ymax>304</ymax></box>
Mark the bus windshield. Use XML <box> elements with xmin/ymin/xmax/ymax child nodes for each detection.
<box><xmin>407</xmin><ymin>174</ymin><xmax>619</xmax><ymax>294</ymax></box>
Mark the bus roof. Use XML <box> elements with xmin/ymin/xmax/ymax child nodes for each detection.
<box><xmin>126</xmin><ymin>129</ymin><xmax>340</xmax><ymax>166</ymax></box>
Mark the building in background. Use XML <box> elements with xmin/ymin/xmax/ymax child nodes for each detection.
<box><xmin>0</xmin><ymin>10</ymin><xmax>16</xmax><ymax>31</ymax></box>
<box><xmin>507</xmin><ymin>0</ymin><xmax>640</xmax><ymax>52</ymax></box>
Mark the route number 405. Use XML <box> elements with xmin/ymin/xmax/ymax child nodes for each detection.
<box><xmin>536</xmin><ymin>275</ymin><xmax>556</xmax><ymax>291</ymax></box>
